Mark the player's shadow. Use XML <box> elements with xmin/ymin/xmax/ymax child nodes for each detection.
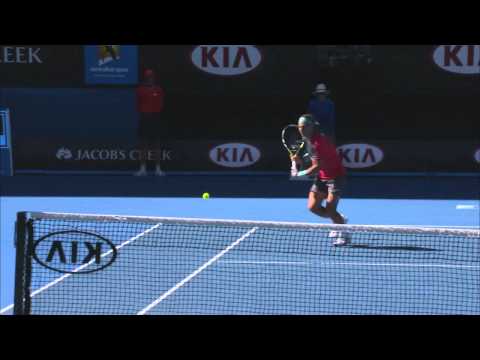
<box><xmin>349</xmin><ymin>244</ymin><xmax>437</xmax><ymax>252</ymax></box>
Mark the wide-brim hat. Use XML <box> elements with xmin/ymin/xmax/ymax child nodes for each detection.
<box><xmin>313</xmin><ymin>83</ymin><xmax>330</xmax><ymax>95</ymax></box>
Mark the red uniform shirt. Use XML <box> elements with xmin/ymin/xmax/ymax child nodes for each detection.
<box><xmin>309</xmin><ymin>133</ymin><xmax>346</xmax><ymax>180</ymax></box>
<box><xmin>136</xmin><ymin>85</ymin><xmax>164</xmax><ymax>114</ymax></box>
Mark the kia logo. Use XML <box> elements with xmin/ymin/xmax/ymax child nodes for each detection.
<box><xmin>337</xmin><ymin>144</ymin><xmax>384</xmax><ymax>169</ymax></box>
<box><xmin>209</xmin><ymin>143</ymin><xmax>261</xmax><ymax>168</ymax></box>
<box><xmin>474</xmin><ymin>149</ymin><xmax>480</xmax><ymax>164</ymax></box>
<box><xmin>433</xmin><ymin>45</ymin><xmax>480</xmax><ymax>74</ymax></box>
<box><xmin>32</xmin><ymin>230</ymin><xmax>117</xmax><ymax>274</ymax></box>
<box><xmin>56</xmin><ymin>147</ymin><xmax>72</xmax><ymax>160</ymax></box>
<box><xmin>191</xmin><ymin>45</ymin><xmax>262</xmax><ymax>76</ymax></box>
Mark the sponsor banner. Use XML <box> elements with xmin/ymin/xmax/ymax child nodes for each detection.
<box><xmin>335</xmin><ymin>141</ymin><xmax>479</xmax><ymax>172</ymax></box>
<box><xmin>209</xmin><ymin>143</ymin><xmax>261</xmax><ymax>168</ymax></box>
<box><xmin>37</xmin><ymin>144</ymin><xmax>176</xmax><ymax>171</ymax></box>
<box><xmin>337</xmin><ymin>143</ymin><xmax>384</xmax><ymax>169</ymax></box>
<box><xmin>191</xmin><ymin>45</ymin><xmax>262</xmax><ymax>76</ymax></box>
<box><xmin>33</xmin><ymin>230</ymin><xmax>117</xmax><ymax>274</ymax></box>
<box><xmin>55</xmin><ymin>147</ymin><xmax>174</xmax><ymax>163</ymax></box>
<box><xmin>0</xmin><ymin>46</ymin><xmax>42</xmax><ymax>64</ymax></box>
<box><xmin>139</xmin><ymin>45</ymin><xmax>317</xmax><ymax>96</ymax></box>
<box><xmin>0</xmin><ymin>45</ymin><xmax>84</xmax><ymax>87</ymax></box>
<box><xmin>433</xmin><ymin>45</ymin><xmax>480</xmax><ymax>75</ymax></box>
<box><xmin>11</xmin><ymin>138</ymin><xmax>480</xmax><ymax>174</ymax></box>
<box><xmin>13</xmin><ymin>139</ymin><xmax>280</xmax><ymax>172</ymax></box>
<box><xmin>84</xmin><ymin>45</ymin><xmax>138</xmax><ymax>85</ymax></box>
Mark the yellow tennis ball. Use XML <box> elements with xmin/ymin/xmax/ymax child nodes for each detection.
<box><xmin>202</xmin><ymin>192</ymin><xmax>210</xmax><ymax>200</ymax></box>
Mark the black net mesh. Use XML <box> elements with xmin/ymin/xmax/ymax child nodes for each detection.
<box><xmin>14</xmin><ymin>212</ymin><xmax>480</xmax><ymax>315</ymax></box>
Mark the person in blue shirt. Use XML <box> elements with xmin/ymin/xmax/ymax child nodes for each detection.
<box><xmin>308</xmin><ymin>83</ymin><xmax>336</xmax><ymax>144</ymax></box>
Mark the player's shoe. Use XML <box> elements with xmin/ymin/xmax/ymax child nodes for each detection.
<box><xmin>134</xmin><ymin>168</ymin><xmax>148</xmax><ymax>177</ymax></box>
<box><xmin>330</xmin><ymin>214</ymin><xmax>351</xmax><ymax>246</ymax></box>
<box><xmin>331</xmin><ymin>232</ymin><xmax>351</xmax><ymax>247</ymax></box>
<box><xmin>155</xmin><ymin>168</ymin><xmax>166</xmax><ymax>177</ymax></box>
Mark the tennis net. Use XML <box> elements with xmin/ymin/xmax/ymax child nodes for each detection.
<box><xmin>13</xmin><ymin>211</ymin><xmax>480</xmax><ymax>315</ymax></box>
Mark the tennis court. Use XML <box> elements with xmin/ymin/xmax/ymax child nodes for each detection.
<box><xmin>1</xmin><ymin>45</ymin><xmax>479</xmax><ymax>315</ymax></box>
<box><xmin>1</xmin><ymin>177</ymin><xmax>479</xmax><ymax>315</ymax></box>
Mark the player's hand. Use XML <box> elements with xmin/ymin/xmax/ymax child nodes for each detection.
<box><xmin>290</xmin><ymin>154</ymin><xmax>301</xmax><ymax>164</ymax></box>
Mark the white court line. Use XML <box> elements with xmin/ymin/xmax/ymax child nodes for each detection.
<box><xmin>0</xmin><ymin>305</ymin><xmax>13</xmax><ymax>315</ymax></box>
<box><xmin>0</xmin><ymin>223</ymin><xmax>162</xmax><ymax>315</ymax></box>
<box><xmin>137</xmin><ymin>227</ymin><xmax>259</xmax><ymax>315</ymax></box>
<box><xmin>456</xmin><ymin>205</ymin><xmax>479</xmax><ymax>210</ymax></box>
<box><xmin>220</xmin><ymin>260</ymin><xmax>480</xmax><ymax>269</ymax></box>
<box><xmin>400</xmin><ymin>225</ymin><xmax>479</xmax><ymax>229</ymax></box>
<box><xmin>221</xmin><ymin>261</ymin><xmax>310</xmax><ymax>265</ymax></box>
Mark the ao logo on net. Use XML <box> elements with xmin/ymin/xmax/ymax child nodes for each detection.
<box><xmin>337</xmin><ymin>144</ymin><xmax>384</xmax><ymax>169</ymax></box>
<box><xmin>210</xmin><ymin>143</ymin><xmax>261</xmax><ymax>168</ymax></box>
<box><xmin>191</xmin><ymin>45</ymin><xmax>262</xmax><ymax>76</ymax></box>
<box><xmin>433</xmin><ymin>45</ymin><xmax>480</xmax><ymax>74</ymax></box>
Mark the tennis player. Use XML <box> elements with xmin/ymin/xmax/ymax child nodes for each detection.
<box><xmin>291</xmin><ymin>114</ymin><xmax>350</xmax><ymax>246</ymax></box>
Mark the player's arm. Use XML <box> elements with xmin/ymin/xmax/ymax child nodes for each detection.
<box><xmin>295</xmin><ymin>157</ymin><xmax>320</xmax><ymax>177</ymax></box>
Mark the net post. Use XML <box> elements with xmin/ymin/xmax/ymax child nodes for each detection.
<box><xmin>13</xmin><ymin>212</ymin><xmax>32</xmax><ymax>315</ymax></box>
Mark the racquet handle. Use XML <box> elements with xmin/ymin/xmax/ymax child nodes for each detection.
<box><xmin>291</xmin><ymin>160</ymin><xmax>298</xmax><ymax>171</ymax></box>
<box><xmin>290</xmin><ymin>160</ymin><xmax>298</xmax><ymax>176</ymax></box>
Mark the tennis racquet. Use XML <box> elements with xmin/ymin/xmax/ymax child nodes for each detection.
<box><xmin>281</xmin><ymin>124</ymin><xmax>305</xmax><ymax>176</ymax></box>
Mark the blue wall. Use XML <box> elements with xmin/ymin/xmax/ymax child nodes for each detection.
<box><xmin>1</xmin><ymin>88</ymin><xmax>138</xmax><ymax>141</ymax></box>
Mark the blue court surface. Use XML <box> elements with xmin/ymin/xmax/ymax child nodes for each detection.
<box><xmin>1</xmin><ymin>195</ymin><xmax>479</xmax><ymax>315</ymax></box>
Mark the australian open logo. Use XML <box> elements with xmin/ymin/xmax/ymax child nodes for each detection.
<box><xmin>98</xmin><ymin>45</ymin><xmax>120</xmax><ymax>66</ymax></box>
<box><xmin>32</xmin><ymin>230</ymin><xmax>117</xmax><ymax>274</ymax></box>
<box><xmin>85</xmin><ymin>45</ymin><xmax>137</xmax><ymax>85</ymax></box>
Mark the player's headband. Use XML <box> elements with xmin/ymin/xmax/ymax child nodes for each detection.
<box><xmin>298</xmin><ymin>115</ymin><xmax>315</xmax><ymax>127</ymax></box>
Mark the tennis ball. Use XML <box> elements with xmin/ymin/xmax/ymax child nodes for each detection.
<box><xmin>202</xmin><ymin>192</ymin><xmax>210</xmax><ymax>200</ymax></box>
